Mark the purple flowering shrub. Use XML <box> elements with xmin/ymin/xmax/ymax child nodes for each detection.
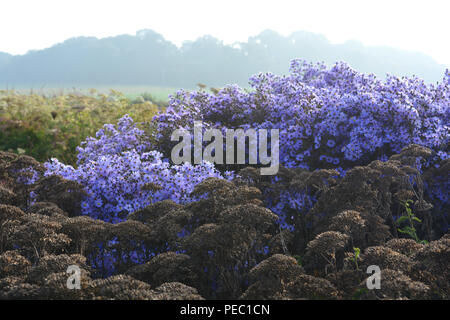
<box><xmin>153</xmin><ymin>60</ymin><xmax>449</xmax><ymax>231</ymax></box>
<box><xmin>45</xmin><ymin>115</ymin><xmax>228</xmax><ymax>222</ymax></box>
<box><xmin>44</xmin><ymin>61</ymin><xmax>449</xmax><ymax>229</ymax></box>
<box><xmin>154</xmin><ymin>60</ymin><xmax>449</xmax><ymax>171</ymax></box>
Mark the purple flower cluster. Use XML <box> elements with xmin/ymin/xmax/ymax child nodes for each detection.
<box><xmin>45</xmin><ymin>115</ymin><xmax>228</xmax><ymax>222</ymax></box>
<box><xmin>154</xmin><ymin>60</ymin><xmax>449</xmax><ymax>171</ymax></box>
<box><xmin>75</xmin><ymin>114</ymin><xmax>152</xmax><ymax>165</ymax></box>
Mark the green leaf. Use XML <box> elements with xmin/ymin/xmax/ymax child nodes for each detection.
<box><xmin>396</xmin><ymin>216</ymin><xmax>409</xmax><ymax>224</ymax></box>
<box><xmin>353</xmin><ymin>247</ymin><xmax>360</xmax><ymax>260</ymax></box>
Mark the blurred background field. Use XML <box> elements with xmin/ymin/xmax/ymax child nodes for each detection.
<box><xmin>0</xmin><ymin>85</ymin><xmax>181</xmax><ymax>103</ymax></box>
<box><xmin>0</xmin><ymin>88</ymin><xmax>166</xmax><ymax>165</ymax></box>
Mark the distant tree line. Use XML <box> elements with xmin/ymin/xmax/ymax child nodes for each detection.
<box><xmin>0</xmin><ymin>29</ymin><xmax>446</xmax><ymax>88</ymax></box>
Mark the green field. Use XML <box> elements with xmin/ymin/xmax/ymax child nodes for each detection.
<box><xmin>0</xmin><ymin>85</ymin><xmax>186</xmax><ymax>103</ymax></box>
<box><xmin>0</xmin><ymin>89</ymin><xmax>162</xmax><ymax>165</ymax></box>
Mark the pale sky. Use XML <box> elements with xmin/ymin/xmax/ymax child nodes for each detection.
<box><xmin>0</xmin><ymin>0</ymin><xmax>449</xmax><ymax>66</ymax></box>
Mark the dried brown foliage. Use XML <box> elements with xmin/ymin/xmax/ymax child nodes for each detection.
<box><xmin>0</xmin><ymin>146</ymin><xmax>448</xmax><ymax>300</ymax></box>
<box><xmin>32</xmin><ymin>175</ymin><xmax>86</xmax><ymax>217</ymax></box>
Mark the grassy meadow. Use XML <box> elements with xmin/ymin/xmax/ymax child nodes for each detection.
<box><xmin>0</xmin><ymin>87</ymin><xmax>168</xmax><ymax>165</ymax></box>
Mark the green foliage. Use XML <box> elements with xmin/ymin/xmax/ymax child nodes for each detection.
<box><xmin>353</xmin><ymin>247</ymin><xmax>360</xmax><ymax>271</ymax></box>
<box><xmin>397</xmin><ymin>200</ymin><xmax>428</xmax><ymax>244</ymax></box>
<box><xmin>352</xmin><ymin>287</ymin><xmax>368</xmax><ymax>300</ymax></box>
<box><xmin>293</xmin><ymin>254</ymin><xmax>303</xmax><ymax>266</ymax></box>
<box><xmin>0</xmin><ymin>90</ymin><xmax>159</xmax><ymax>165</ymax></box>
